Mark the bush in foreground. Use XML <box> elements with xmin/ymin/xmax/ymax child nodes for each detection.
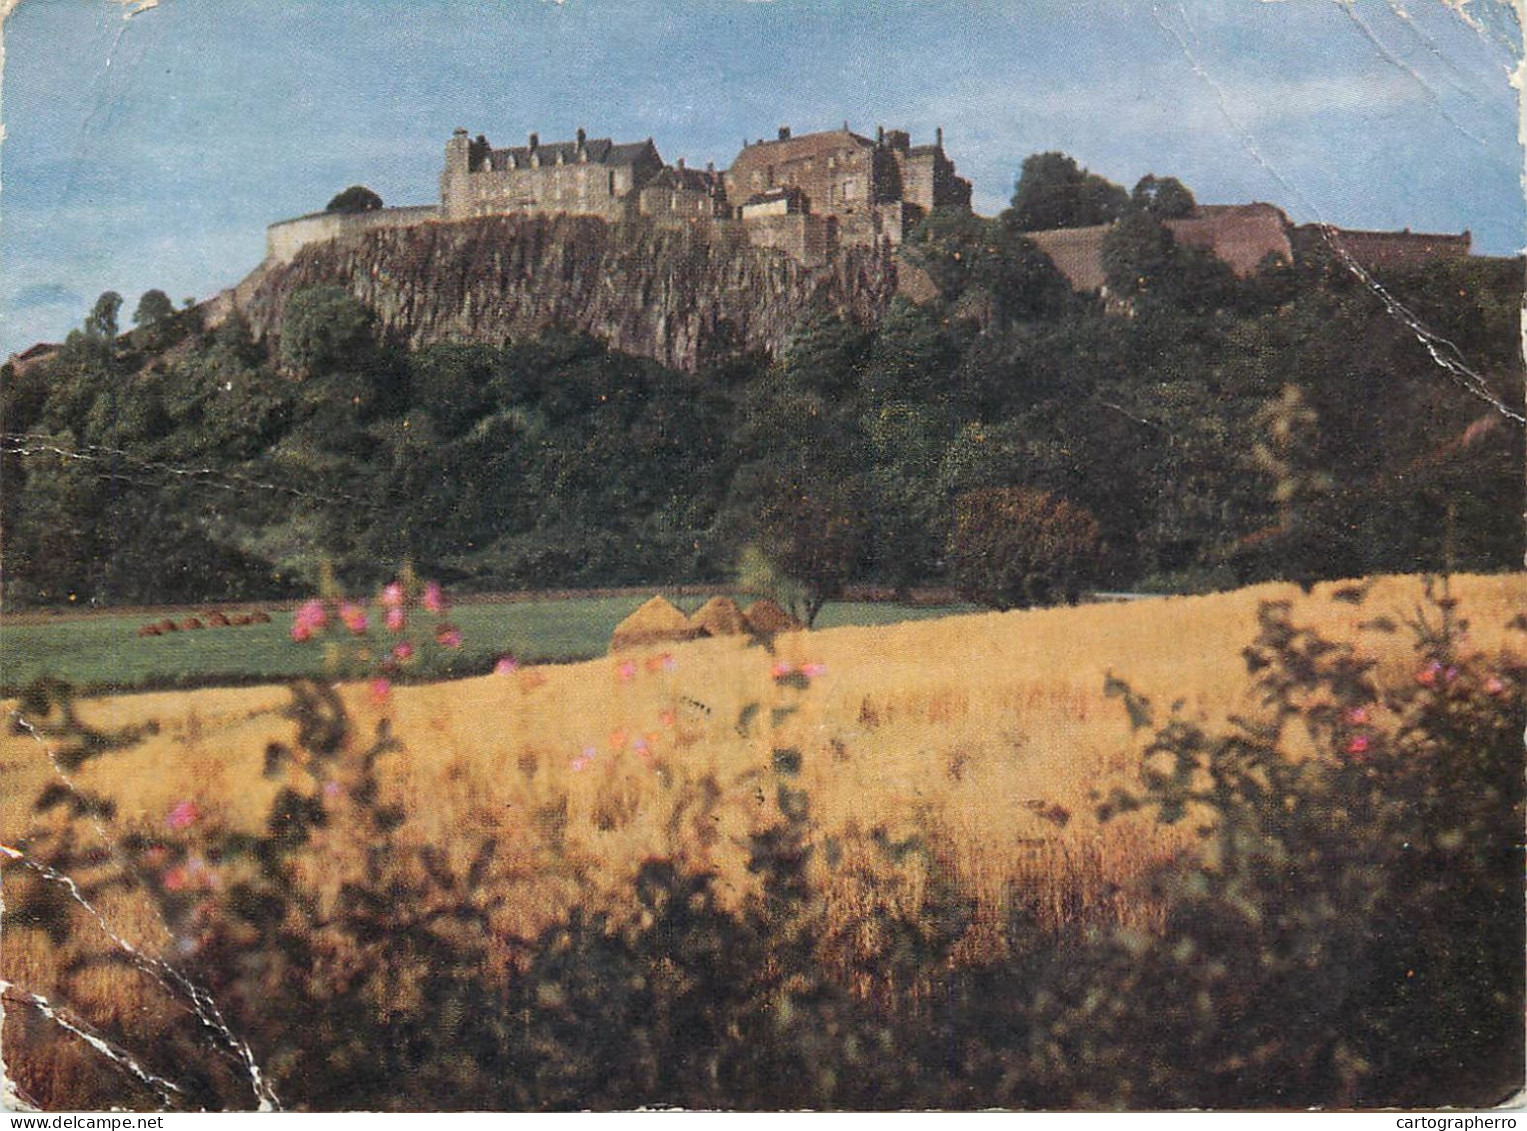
<box><xmin>5</xmin><ymin>583</ymin><xmax>1521</xmax><ymax>1109</ymax></box>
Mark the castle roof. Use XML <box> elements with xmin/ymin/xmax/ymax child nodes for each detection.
<box><xmin>646</xmin><ymin>166</ymin><xmax>723</xmax><ymax>193</ymax></box>
<box><xmin>488</xmin><ymin>136</ymin><xmax>657</xmax><ymax>170</ymax></box>
<box><xmin>1165</xmin><ymin>203</ymin><xmax>1293</xmax><ymax>276</ymax></box>
<box><xmin>1023</xmin><ymin>225</ymin><xmax>1112</xmax><ymax>293</ymax></box>
<box><xmin>729</xmin><ymin>127</ymin><xmax>876</xmax><ymax>169</ymax></box>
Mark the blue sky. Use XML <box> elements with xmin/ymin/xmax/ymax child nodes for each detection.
<box><xmin>2</xmin><ymin>0</ymin><xmax>1521</xmax><ymax>358</ymax></box>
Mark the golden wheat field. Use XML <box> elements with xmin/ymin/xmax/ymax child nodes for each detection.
<box><xmin>2</xmin><ymin>572</ymin><xmax>1524</xmax><ymax>1105</ymax></box>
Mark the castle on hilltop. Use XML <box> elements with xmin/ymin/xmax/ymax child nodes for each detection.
<box><xmin>262</xmin><ymin>119</ymin><xmax>1473</xmax><ymax>281</ymax></box>
<box><xmin>439</xmin><ymin>122</ymin><xmax>973</xmax><ymax>261</ymax></box>
<box><xmin>268</xmin><ymin>122</ymin><xmax>972</xmax><ymax>268</ymax></box>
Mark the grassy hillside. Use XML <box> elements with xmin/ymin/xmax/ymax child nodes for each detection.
<box><xmin>3</xmin><ymin>572</ymin><xmax>1522</xmax><ymax>1109</ymax></box>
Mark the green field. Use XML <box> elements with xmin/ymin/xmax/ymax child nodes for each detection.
<box><xmin>0</xmin><ymin>596</ymin><xmax>973</xmax><ymax>694</ymax></box>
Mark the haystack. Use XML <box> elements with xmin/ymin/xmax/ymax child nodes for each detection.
<box><xmin>742</xmin><ymin>599</ymin><xmax>803</xmax><ymax>635</ymax></box>
<box><xmin>610</xmin><ymin>596</ymin><xmax>705</xmax><ymax>653</ymax></box>
<box><xmin>688</xmin><ymin>596</ymin><xmax>748</xmax><ymax>638</ymax></box>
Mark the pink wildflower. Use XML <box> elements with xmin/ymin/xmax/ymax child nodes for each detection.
<box><xmin>386</xmin><ymin>606</ymin><xmax>406</xmax><ymax>633</ymax></box>
<box><xmin>617</xmin><ymin>660</ymin><xmax>637</xmax><ymax>683</ymax></box>
<box><xmin>290</xmin><ymin>622</ymin><xmax>312</xmax><ymax>643</ymax></box>
<box><xmin>435</xmin><ymin>625</ymin><xmax>463</xmax><ymax>648</ymax></box>
<box><xmin>1415</xmin><ymin>664</ymin><xmax>1440</xmax><ymax>687</ymax></box>
<box><xmin>571</xmin><ymin>745</ymin><xmax>597</xmax><ymax>773</ymax></box>
<box><xmin>167</xmin><ymin>800</ymin><xmax>200</xmax><ymax>831</ymax></box>
<box><xmin>609</xmin><ymin>728</ymin><xmax>629</xmax><ymax>750</ymax></box>
<box><xmin>1484</xmin><ymin>676</ymin><xmax>1506</xmax><ymax>695</ymax></box>
<box><xmin>659</xmin><ymin>708</ymin><xmax>677</xmax><ymax>729</ymax></box>
<box><xmin>323</xmin><ymin>780</ymin><xmax>343</xmax><ymax>800</ymax></box>
<box><xmin>423</xmin><ymin>580</ymin><xmax>445</xmax><ymax>614</ymax></box>
<box><xmin>772</xmin><ymin>661</ymin><xmax>795</xmax><ymax>679</ymax></box>
<box><xmin>494</xmin><ymin>655</ymin><xmax>520</xmax><ymax>676</ymax></box>
<box><xmin>381</xmin><ymin>582</ymin><xmax>404</xmax><ymax>608</ymax></box>
<box><xmin>340</xmin><ymin>602</ymin><xmax>369</xmax><ymax>635</ymax></box>
<box><xmin>369</xmin><ymin>677</ymin><xmax>392</xmax><ymax>705</ymax></box>
<box><xmin>296</xmin><ymin>600</ymin><xmax>327</xmax><ymax>629</ymax></box>
<box><xmin>393</xmin><ymin>641</ymin><xmax>415</xmax><ymax>662</ymax></box>
<box><xmin>800</xmin><ymin>662</ymin><xmax>828</xmax><ymax>678</ymax></box>
<box><xmin>1345</xmin><ymin>734</ymin><xmax>1371</xmax><ymax>756</ymax></box>
<box><xmin>1345</xmin><ymin>706</ymin><xmax>1370</xmax><ymax>726</ymax></box>
<box><xmin>162</xmin><ymin>866</ymin><xmax>190</xmax><ymax>892</ymax></box>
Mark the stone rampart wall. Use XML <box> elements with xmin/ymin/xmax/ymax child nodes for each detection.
<box><xmin>266</xmin><ymin>206</ymin><xmax>442</xmax><ymax>265</ymax></box>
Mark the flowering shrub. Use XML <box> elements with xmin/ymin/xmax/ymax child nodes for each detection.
<box><xmin>287</xmin><ymin>564</ymin><xmax>464</xmax><ymax>691</ymax></box>
<box><xmin>1036</xmin><ymin>583</ymin><xmax>1526</xmax><ymax>1108</ymax></box>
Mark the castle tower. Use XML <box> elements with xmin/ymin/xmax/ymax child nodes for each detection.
<box><xmin>442</xmin><ymin>128</ymin><xmax>472</xmax><ymax>219</ymax></box>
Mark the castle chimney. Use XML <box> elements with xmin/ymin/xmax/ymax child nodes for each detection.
<box><xmin>677</xmin><ymin>157</ymin><xmax>685</xmax><ymax>170</ymax></box>
<box><xmin>936</xmin><ymin>126</ymin><xmax>944</xmax><ymax>148</ymax></box>
<box><xmin>778</xmin><ymin>125</ymin><xmax>791</xmax><ymax>141</ymax></box>
<box><xmin>453</xmin><ymin>127</ymin><xmax>468</xmax><ymax>137</ymax></box>
<box><xmin>706</xmin><ymin>161</ymin><xmax>715</xmax><ymax>173</ymax></box>
<box><xmin>528</xmin><ymin>131</ymin><xmax>539</xmax><ymax>150</ymax></box>
<box><xmin>876</xmin><ymin>125</ymin><xmax>884</xmax><ymax>145</ymax></box>
<box><xmin>576</xmin><ymin>127</ymin><xmax>586</xmax><ymax>148</ymax></box>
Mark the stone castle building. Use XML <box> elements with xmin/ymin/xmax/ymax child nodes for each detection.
<box><xmin>440</xmin><ymin>128</ymin><xmax>667</xmax><ymax>223</ymax></box>
<box><xmin>262</xmin><ymin>119</ymin><xmax>1473</xmax><ymax>282</ymax></box>
<box><xmin>268</xmin><ymin>121</ymin><xmax>970</xmax><ymax>268</ymax></box>
<box><xmin>432</xmin><ymin>122</ymin><xmax>971</xmax><ymax>262</ymax></box>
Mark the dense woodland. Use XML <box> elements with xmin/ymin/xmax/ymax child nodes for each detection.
<box><xmin>2</xmin><ymin>157</ymin><xmax>1521</xmax><ymax>610</ymax></box>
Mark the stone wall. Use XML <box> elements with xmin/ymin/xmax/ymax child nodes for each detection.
<box><xmin>741</xmin><ymin>213</ymin><xmax>837</xmax><ymax>267</ymax></box>
<box><xmin>265</xmin><ymin>206</ymin><xmax>441</xmax><ymax>265</ymax></box>
<box><xmin>1294</xmin><ymin>224</ymin><xmax>1472</xmax><ymax>270</ymax></box>
<box><xmin>1166</xmin><ymin>204</ymin><xmax>1292</xmax><ymax>276</ymax></box>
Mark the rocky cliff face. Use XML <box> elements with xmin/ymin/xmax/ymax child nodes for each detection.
<box><xmin>232</xmin><ymin>214</ymin><xmax>902</xmax><ymax>371</ymax></box>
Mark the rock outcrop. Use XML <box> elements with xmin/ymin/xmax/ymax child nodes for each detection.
<box><xmin>231</xmin><ymin>214</ymin><xmax>901</xmax><ymax>372</ymax></box>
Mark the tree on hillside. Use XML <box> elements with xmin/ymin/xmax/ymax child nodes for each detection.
<box><xmin>904</xmin><ymin>210</ymin><xmax>1074</xmax><ymax>326</ymax></box>
<box><xmin>748</xmin><ymin>468</ymin><xmax>866</xmax><ymax>626</ymax></box>
<box><xmin>1129</xmin><ymin>174</ymin><xmax>1196</xmax><ymax>219</ymax></box>
<box><xmin>1009</xmin><ymin>152</ymin><xmax>1128</xmax><ymax>231</ymax></box>
<box><xmin>1102</xmin><ymin>212</ymin><xmax>1236</xmax><ymax>313</ymax></box>
<box><xmin>1101</xmin><ymin>211</ymin><xmax>1177</xmax><ymax>300</ymax></box>
<box><xmin>132</xmin><ymin>289</ymin><xmax>178</xmax><ymax>348</ymax></box>
<box><xmin>279</xmin><ymin>286</ymin><xmax>382</xmax><ymax>377</ymax></box>
<box><xmin>325</xmin><ymin>185</ymin><xmax>384</xmax><ymax>214</ymax></box>
<box><xmin>133</xmin><ymin>289</ymin><xmax>176</xmax><ymax>331</ymax></box>
<box><xmin>85</xmin><ymin>291</ymin><xmax>123</xmax><ymax>340</ymax></box>
<box><xmin>946</xmin><ymin>486</ymin><xmax>1105</xmax><ymax>610</ymax></box>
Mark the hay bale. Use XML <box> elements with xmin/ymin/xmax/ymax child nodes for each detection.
<box><xmin>688</xmin><ymin>596</ymin><xmax>748</xmax><ymax>638</ymax></box>
<box><xmin>158</xmin><ymin>618</ymin><xmax>179</xmax><ymax>633</ymax></box>
<box><xmin>137</xmin><ymin>624</ymin><xmax>162</xmax><ymax>637</ymax></box>
<box><xmin>251</xmin><ymin>610</ymin><xmax>272</xmax><ymax>624</ymax></box>
<box><xmin>743</xmin><ymin>599</ymin><xmax>803</xmax><ymax>635</ymax></box>
<box><xmin>610</xmin><ymin>596</ymin><xmax>704</xmax><ymax>653</ymax></box>
<box><xmin>205</xmin><ymin>611</ymin><xmax>231</xmax><ymax>627</ymax></box>
<box><xmin>181</xmin><ymin>617</ymin><xmax>205</xmax><ymax>630</ymax></box>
